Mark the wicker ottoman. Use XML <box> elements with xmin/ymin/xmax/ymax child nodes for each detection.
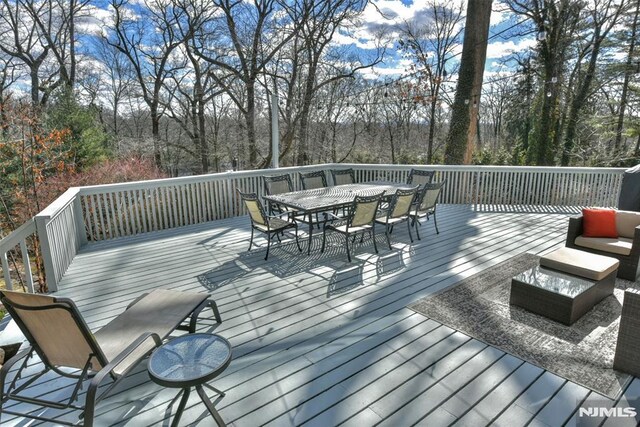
<box><xmin>510</xmin><ymin>247</ymin><xmax>619</xmax><ymax>325</ymax></box>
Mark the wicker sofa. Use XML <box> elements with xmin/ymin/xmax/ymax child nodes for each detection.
<box><xmin>566</xmin><ymin>210</ymin><xmax>640</xmax><ymax>281</ymax></box>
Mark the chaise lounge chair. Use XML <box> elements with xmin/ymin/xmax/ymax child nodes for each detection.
<box><xmin>0</xmin><ymin>289</ymin><xmax>221</xmax><ymax>426</ymax></box>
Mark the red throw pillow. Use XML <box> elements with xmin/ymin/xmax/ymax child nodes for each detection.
<box><xmin>582</xmin><ymin>208</ymin><xmax>618</xmax><ymax>238</ymax></box>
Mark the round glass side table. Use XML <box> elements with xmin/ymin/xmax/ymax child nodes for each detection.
<box><xmin>148</xmin><ymin>333</ymin><xmax>232</xmax><ymax>427</ymax></box>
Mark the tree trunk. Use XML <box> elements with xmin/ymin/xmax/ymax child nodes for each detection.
<box><xmin>427</xmin><ymin>94</ymin><xmax>438</xmax><ymax>163</ymax></box>
<box><xmin>150</xmin><ymin>101</ymin><xmax>162</xmax><ymax>168</ymax></box>
<box><xmin>387</xmin><ymin>121</ymin><xmax>396</xmax><ymax>163</ymax></box>
<box><xmin>561</xmin><ymin>34</ymin><xmax>602</xmax><ymax>166</ymax></box>
<box><xmin>30</xmin><ymin>69</ymin><xmax>39</xmax><ymax>106</ymax></box>
<box><xmin>615</xmin><ymin>1</ymin><xmax>640</xmax><ymax>152</ymax></box>
<box><xmin>246</xmin><ymin>81</ymin><xmax>257</xmax><ymax>167</ymax></box>
<box><xmin>296</xmin><ymin>53</ymin><xmax>319</xmax><ymax>166</ymax></box>
<box><xmin>69</xmin><ymin>0</ymin><xmax>77</xmax><ymax>89</ymax></box>
<box><xmin>444</xmin><ymin>0</ymin><xmax>492</xmax><ymax>164</ymax></box>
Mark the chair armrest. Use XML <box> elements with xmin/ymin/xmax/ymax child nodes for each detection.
<box><xmin>566</xmin><ymin>215</ymin><xmax>583</xmax><ymax>247</ymax></box>
<box><xmin>91</xmin><ymin>332</ymin><xmax>161</xmax><ymax>387</ymax></box>
<box><xmin>267</xmin><ymin>211</ymin><xmax>294</xmax><ymax>220</ymax></box>
<box><xmin>323</xmin><ymin>211</ymin><xmax>343</xmax><ymax>221</ymax></box>
<box><xmin>84</xmin><ymin>332</ymin><xmax>162</xmax><ymax>421</ymax></box>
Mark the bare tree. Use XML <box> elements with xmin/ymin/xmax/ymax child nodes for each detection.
<box><xmin>193</xmin><ymin>0</ymin><xmax>310</xmax><ymax>169</ymax></box>
<box><xmin>561</xmin><ymin>0</ymin><xmax>624</xmax><ymax>165</ymax></box>
<box><xmin>105</xmin><ymin>0</ymin><xmax>197</xmax><ymax>167</ymax></box>
<box><xmin>398</xmin><ymin>0</ymin><xmax>464</xmax><ymax>163</ymax></box>
<box><xmin>507</xmin><ymin>0</ymin><xmax>581</xmax><ymax>165</ymax></box>
<box><xmin>614</xmin><ymin>0</ymin><xmax>639</xmax><ymax>153</ymax></box>
<box><xmin>0</xmin><ymin>54</ymin><xmax>19</xmax><ymax>138</ymax></box>
<box><xmin>289</xmin><ymin>0</ymin><xmax>382</xmax><ymax>166</ymax></box>
<box><xmin>162</xmin><ymin>42</ymin><xmax>222</xmax><ymax>173</ymax></box>
<box><xmin>23</xmin><ymin>0</ymin><xmax>90</xmax><ymax>92</ymax></box>
<box><xmin>0</xmin><ymin>0</ymin><xmax>50</xmax><ymax>105</ymax></box>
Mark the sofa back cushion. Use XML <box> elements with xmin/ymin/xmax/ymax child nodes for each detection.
<box><xmin>616</xmin><ymin>210</ymin><xmax>640</xmax><ymax>239</ymax></box>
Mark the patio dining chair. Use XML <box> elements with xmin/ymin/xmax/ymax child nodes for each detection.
<box><xmin>406</xmin><ymin>168</ymin><xmax>435</xmax><ymax>188</ymax></box>
<box><xmin>299</xmin><ymin>170</ymin><xmax>330</xmax><ymax>227</ymax></box>
<box><xmin>375</xmin><ymin>186</ymin><xmax>419</xmax><ymax>249</ymax></box>
<box><xmin>263</xmin><ymin>174</ymin><xmax>295</xmax><ymax>216</ymax></box>
<box><xmin>410</xmin><ymin>181</ymin><xmax>445</xmax><ymax>238</ymax></box>
<box><xmin>299</xmin><ymin>170</ymin><xmax>328</xmax><ymax>190</ymax></box>
<box><xmin>238</xmin><ymin>189</ymin><xmax>301</xmax><ymax>260</ymax></box>
<box><xmin>330</xmin><ymin>168</ymin><xmax>356</xmax><ymax>186</ymax></box>
<box><xmin>0</xmin><ymin>288</ymin><xmax>221</xmax><ymax>426</ymax></box>
<box><xmin>321</xmin><ymin>192</ymin><xmax>385</xmax><ymax>262</ymax></box>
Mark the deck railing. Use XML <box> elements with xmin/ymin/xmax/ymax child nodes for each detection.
<box><xmin>0</xmin><ymin>164</ymin><xmax>626</xmax><ymax>292</ymax></box>
<box><xmin>0</xmin><ymin>219</ymin><xmax>37</xmax><ymax>293</ymax></box>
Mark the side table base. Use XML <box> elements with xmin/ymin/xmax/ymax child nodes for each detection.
<box><xmin>168</xmin><ymin>385</ymin><xmax>226</xmax><ymax>427</ymax></box>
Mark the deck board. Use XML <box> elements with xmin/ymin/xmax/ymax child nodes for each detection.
<box><xmin>3</xmin><ymin>204</ymin><xmax>633</xmax><ymax>427</ymax></box>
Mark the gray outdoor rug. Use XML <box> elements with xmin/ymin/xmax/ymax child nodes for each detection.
<box><xmin>408</xmin><ymin>252</ymin><xmax>638</xmax><ymax>399</ymax></box>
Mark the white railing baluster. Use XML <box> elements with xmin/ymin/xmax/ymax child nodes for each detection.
<box><xmin>19</xmin><ymin>240</ymin><xmax>34</xmax><ymax>293</ymax></box>
<box><xmin>1</xmin><ymin>251</ymin><xmax>11</xmax><ymax>290</ymax></box>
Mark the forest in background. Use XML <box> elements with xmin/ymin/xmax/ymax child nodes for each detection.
<box><xmin>1</xmin><ymin>0</ymin><xmax>640</xmax><ymax>231</ymax></box>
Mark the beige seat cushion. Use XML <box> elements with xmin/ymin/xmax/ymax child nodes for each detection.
<box><xmin>616</xmin><ymin>210</ymin><xmax>640</xmax><ymax>239</ymax></box>
<box><xmin>540</xmin><ymin>247</ymin><xmax>619</xmax><ymax>281</ymax></box>
<box><xmin>574</xmin><ymin>235</ymin><xmax>633</xmax><ymax>256</ymax></box>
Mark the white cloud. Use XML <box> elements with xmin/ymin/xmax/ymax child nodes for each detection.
<box><xmin>77</xmin><ymin>5</ymin><xmax>112</xmax><ymax>36</ymax></box>
<box><xmin>486</xmin><ymin>38</ymin><xmax>536</xmax><ymax>59</ymax></box>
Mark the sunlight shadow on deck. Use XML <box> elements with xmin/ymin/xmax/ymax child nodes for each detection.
<box><xmin>40</xmin><ymin>205</ymin><xmax>594</xmax><ymax>427</ymax></box>
<box><xmin>196</xmin><ymin>229</ymin><xmax>420</xmax><ymax>301</ymax></box>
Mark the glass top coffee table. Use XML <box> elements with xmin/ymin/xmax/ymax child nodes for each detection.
<box><xmin>510</xmin><ymin>265</ymin><xmax>614</xmax><ymax>325</ymax></box>
<box><xmin>148</xmin><ymin>333</ymin><xmax>232</xmax><ymax>427</ymax></box>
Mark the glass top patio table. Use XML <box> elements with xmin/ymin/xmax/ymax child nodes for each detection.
<box><xmin>263</xmin><ymin>181</ymin><xmax>414</xmax><ymax>254</ymax></box>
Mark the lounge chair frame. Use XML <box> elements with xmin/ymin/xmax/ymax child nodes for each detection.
<box><xmin>0</xmin><ymin>290</ymin><xmax>221</xmax><ymax>426</ymax></box>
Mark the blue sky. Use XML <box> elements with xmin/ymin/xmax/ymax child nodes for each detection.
<box><xmin>327</xmin><ymin>0</ymin><xmax>534</xmax><ymax>80</ymax></box>
<box><xmin>71</xmin><ymin>0</ymin><xmax>535</xmax><ymax>106</ymax></box>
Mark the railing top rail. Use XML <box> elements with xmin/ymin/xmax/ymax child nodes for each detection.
<box><xmin>337</xmin><ymin>164</ymin><xmax>627</xmax><ymax>174</ymax></box>
<box><xmin>75</xmin><ymin>164</ymin><xmax>627</xmax><ymax>196</ymax></box>
<box><xmin>0</xmin><ymin>218</ymin><xmax>36</xmax><ymax>252</ymax></box>
<box><xmin>36</xmin><ymin>187</ymin><xmax>81</xmax><ymax>219</ymax></box>
<box><xmin>76</xmin><ymin>164</ymin><xmax>328</xmax><ymax>196</ymax></box>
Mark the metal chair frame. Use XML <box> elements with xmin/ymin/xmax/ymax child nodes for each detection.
<box><xmin>263</xmin><ymin>174</ymin><xmax>295</xmax><ymax>216</ymax></box>
<box><xmin>375</xmin><ymin>186</ymin><xmax>419</xmax><ymax>249</ymax></box>
<box><xmin>321</xmin><ymin>192</ymin><xmax>385</xmax><ymax>262</ymax></box>
<box><xmin>238</xmin><ymin>190</ymin><xmax>301</xmax><ymax>260</ymax></box>
<box><xmin>299</xmin><ymin>170</ymin><xmax>328</xmax><ymax>190</ymax></box>
<box><xmin>0</xmin><ymin>289</ymin><xmax>220</xmax><ymax>426</ymax></box>
<box><xmin>330</xmin><ymin>169</ymin><xmax>356</xmax><ymax>186</ymax></box>
<box><xmin>410</xmin><ymin>181</ymin><xmax>445</xmax><ymax>239</ymax></box>
<box><xmin>407</xmin><ymin>169</ymin><xmax>435</xmax><ymax>188</ymax></box>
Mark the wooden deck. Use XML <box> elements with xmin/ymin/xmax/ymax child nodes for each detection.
<box><xmin>4</xmin><ymin>204</ymin><xmax>638</xmax><ymax>426</ymax></box>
